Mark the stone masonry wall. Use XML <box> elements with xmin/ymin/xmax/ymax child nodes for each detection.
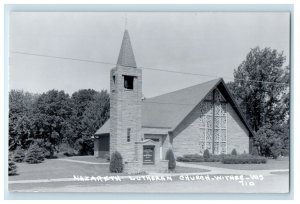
<box><xmin>172</xmin><ymin>101</ymin><xmax>203</xmax><ymax>157</ymax></box>
<box><xmin>110</xmin><ymin>66</ymin><xmax>142</xmax><ymax>162</ymax></box>
<box><xmin>172</xmin><ymin>96</ymin><xmax>249</xmax><ymax>157</ymax></box>
<box><xmin>227</xmin><ymin>104</ymin><xmax>249</xmax><ymax>154</ymax></box>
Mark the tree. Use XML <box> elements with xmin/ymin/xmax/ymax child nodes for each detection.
<box><xmin>71</xmin><ymin>90</ymin><xmax>109</xmax><ymax>155</ymax></box>
<box><xmin>31</xmin><ymin>90</ymin><xmax>73</xmax><ymax>158</ymax></box>
<box><xmin>254</xmin><ymin>123</ymin><xmax>289</xmax><ymax>158</ymax></box>
<box><xmin>13</xmin><ymin>115</ymin><xmax>34</xmax><ymax>149</ymax></box>
<box><xmin>8</xmin><ymin>158</ymin><xmax>18</xmax><ymax>176</ymax></box>
<box><xmin>9</xmin><ymin>90</ymin><xmax>38</xmax><ymax>150</ymax></box>
<box><xmin>25</xmin><ymin>143</ymin><xmax>45</xmax><ymax>164</ymax></box>
<box><xmin>13</xmin><ymin>148</ymin><xmax>25</xmax><ymax>163</ymax></box>
<box><xmin>227</xmin><ymin>47</ymin><xmax>289</xmax><ymax>156</ymax></box>
<box><xmin>227</xmin><ymin>47</ymin><xmax>289</xmax><ymax>131</ymax></box>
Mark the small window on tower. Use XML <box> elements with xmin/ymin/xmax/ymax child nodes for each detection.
<box><xmin>124</xmin><ymin>75</ymin><xmax>134</xmax><ymax>90</ymax></box>
<box><xmin>127</xmin><ymin>128</ymin><xmax>131</xmax><ymax>142</ymax></box>
<box><xmin>113</xmin><ymin>75</ymin><xmax>116</xmax><ymax>84</ymax></box>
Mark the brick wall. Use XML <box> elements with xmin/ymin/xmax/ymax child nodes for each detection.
<box><xmin>172</xmin><ymin>95</ymin><xmax>249</xmax><ymax>157</ymax></box>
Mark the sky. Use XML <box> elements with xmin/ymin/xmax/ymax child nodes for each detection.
<box><xmin>9</xmin><ymin>12</ymin><xmax>290</xmax><ymax>98</ymax></box>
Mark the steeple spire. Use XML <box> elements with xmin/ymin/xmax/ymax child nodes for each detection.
<box><xmin>117</xmin><ymin>29</ymin><xmax>137</xmax><ymax>68</ymax></box>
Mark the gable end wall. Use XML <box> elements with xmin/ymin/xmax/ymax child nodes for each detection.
<box><xmin>172</xmin><ymin>100</ymin><xmax>249</xmax><ymax>157</ymax></box>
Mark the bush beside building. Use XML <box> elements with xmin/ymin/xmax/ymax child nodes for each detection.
<box><xmin>109</xmin><ymin>151</ymin><xmax>123</xmax><ymax>173</ymax></box>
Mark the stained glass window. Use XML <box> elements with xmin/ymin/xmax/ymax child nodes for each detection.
<box><xmin>199</xmin><ymin>88</ymin><xmax>227</xmax><ymax>154</ymax></box>
<box><xmin>215</xmin><ymin>89</ymin><xmax>226</xmax><ymax>102</ymax></box>
<box><xmin>199</xmin><ymin>117</ymin><xmax>205</xmax><ymax>128</ymax></box>
<box><xmin>215</xmin><ymin>103</ymin><xmax>222</xmax><ymax>116</ymax></box>
<box><xmin>221</xmin><ymin>129</ymin><xmax>226</xmax><ymax>142</ymax></box>
<box><xmin>206</xmin><ymin>129</ymin><xmax>213</xmax><ymax>141</ymax></box>
<box><xmin>206</xmin><ymin>116</ymin><xmax>213</xmax><ymax>129</ymax></box>
<box><xmin>206</xmin><ymin>92</ymin><xmax>213</xmax><ymax>100</ymax></box>
<box><xmin>214</xmin><ymin>143</ymin><xmax>219</xmax><ymax>154</ymax></box>
<box><xmin>221</xmin><ymin>117</ymin><xmax>227</xmax><ymax>128</ymax></box>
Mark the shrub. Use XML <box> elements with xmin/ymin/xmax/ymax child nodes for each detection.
<box><xmin>109</xmin><ymin>151</ymin><xmax>123</xmax><ymax>173</ymax></box>
<box><xmin>255</xmin><ymin>123</ymin><xmax>289</xmax><ymax>159</ymax></box>
<box><xmin>165</xmin><ymin>149</ymin><xmax>176</xmax><ymax>170</ymax></box>
<box><xmin>64</xmin><ymin>147</ymin><xmax>76</xmax><ymax>157</ymax></box>
<box><xmin>63</xmin><ymin>151</ymin><xmax>75</xmax><ymax>157</ymax></box>
<box><xmin>8</xmin><ymin>158</ymin><xmax>18</xmax><ymax>176</ymax></box>
<box><xmin>177</xmin><ymin>154</ymin><xmax>204</xmax><ymax>162</ymax></box>
<box><xmin>25</xmin><ymin>143</ymin><xmax>45</xmax><ymax>164</ymax></box>
<box><xmin>231</xmin><ymin>149</ymin><xmax>237</xmax><ymax>156</ymax></box>
<box><xmin>176</xmin><ymin>156</ymin><xmax>185</xmax><ymax>162</ymax></box>
<box><xmin>222</xmin><ymin>154</ymin><xmax>267</xmax><ymax>164</ymax></box>
<box><xmin>251</xmin><ymin>146</ymin><xmax>260</xmax><ymax>156</ymax></box>
<box><xmin>177</xmin><ymin>153</ymin><xmax>224</xmax><ymax>163</ymax></box>
<box><xmin>203</xmin><ymin>149</ymin><xmax>210</xmax><ymax>161</ymax></box>
<box><xmin>205</xmin><ymin>154</ymin><xmax>225</xmax><ymax>162</ymax></box>
<box><xmin>13</xmin><ymin>148</ymin><xmax>25</xmax><ymax>163</ymax></box>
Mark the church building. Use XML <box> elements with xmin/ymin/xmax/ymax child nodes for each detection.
<box><xmin>94</xmin><ymin>30</ymin><xmax>255</xmax><ymax>172</ymax></box>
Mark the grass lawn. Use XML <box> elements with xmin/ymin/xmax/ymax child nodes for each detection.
<box><xmin>189</xmin><ymin>157</ymin><xmax>289</xmax><ymax>170</ymax></box>
<box><xmin>9</xmin><ymin>158</ymin><xmax>112</xmax><ymax>181</ymax></box>
<box><xmin>58</xmin><ymin>155</ymin><xmax>108</xmax><ymax>163</ymax></box>
<box><xmin>9</xmin><ymin>156</ymin><xmax>209</xmax><ymax>182</ymax></box>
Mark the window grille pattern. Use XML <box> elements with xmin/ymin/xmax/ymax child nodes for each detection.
<box><xmin>199</xmin><ymin>89</ymin><xmax>227</xmax><ymax>154</ymax></box>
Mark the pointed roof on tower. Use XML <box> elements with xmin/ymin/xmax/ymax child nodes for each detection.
<box><xmin>117</xmin><ymin>29</ymin><xmax>137</xmax><ymax>68</ymax></box>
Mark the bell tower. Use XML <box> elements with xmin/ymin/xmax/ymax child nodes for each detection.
<box><xmin>110</xmin><ymin>30</ymin><xmax>142</xmax><ymax>162</ymax></box>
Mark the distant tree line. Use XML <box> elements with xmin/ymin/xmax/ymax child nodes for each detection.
<box><xmin>9</xmin><ymin>89</ymin><xmax>110</xmax><ymax>157</ymax></box>
<box><xmin>227</xmin><ymin>47</ymin><xmax>290</xmax><ymax>158</ymax></box>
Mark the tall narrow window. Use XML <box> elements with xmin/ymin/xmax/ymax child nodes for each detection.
<box><xmin>124</xmin><ymin>75</ymin><xmax>134</xmax><ymax>90</ymax></box>
<box><xmin>199</xmin><ymin>89</ymin><xmax>227</xmax><ymax>155</ymax></box>
<box><xmin>113</xmin><ymin>75</ymin><xmax>116</xmax><ymax>84</ymax></box>
<box><xmin>127</xmin><ymin>128</ymin><xmax>131</xmax><ymax>142</ymax></box>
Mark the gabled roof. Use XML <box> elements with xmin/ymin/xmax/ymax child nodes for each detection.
<box><xmin>95</xmin><ymin>78</ymin><xmax>255</xmax><ymax>137</ymax></box>
<box><xmin>141</xmin><ymin>78</ymin><xmax>221</xmax><ymax>129</ymax></box>
<box><xmin>95</xmin><ymin>119</ymin><xmax>110</xmax><ymax>135</ymax></box>
<box><xmin>117</xmin><ymin>29</ymin><xmax>137</xmax><ymax>68</ymax></box>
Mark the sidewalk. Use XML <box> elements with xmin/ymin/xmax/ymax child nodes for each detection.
<box><xmin>176</xmin><ymin>162</ymin><xmax>289</xmax><ymax>176</ymax></box>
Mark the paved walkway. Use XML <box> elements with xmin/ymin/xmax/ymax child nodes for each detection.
<box><xmin>56</xmin><ymin>158</ymin><xmax>289</xmax><ymax>176</ymax></box>
<box><xmin>176</xmin><ymin>162</ymin><xmax>289</xmax><ymax>176</ymax></box>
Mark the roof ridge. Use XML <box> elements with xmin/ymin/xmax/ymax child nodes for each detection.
<box><xmin>144</xmin><ymin>77</ymin><xmax>222</xmax><ymax>101</ymax></box>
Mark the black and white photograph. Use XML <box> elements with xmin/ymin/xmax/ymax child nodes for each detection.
<box><xmin>7</xmin><ymin>11</ymin><xmax>290</xmax><ymax>193</ymax></box>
